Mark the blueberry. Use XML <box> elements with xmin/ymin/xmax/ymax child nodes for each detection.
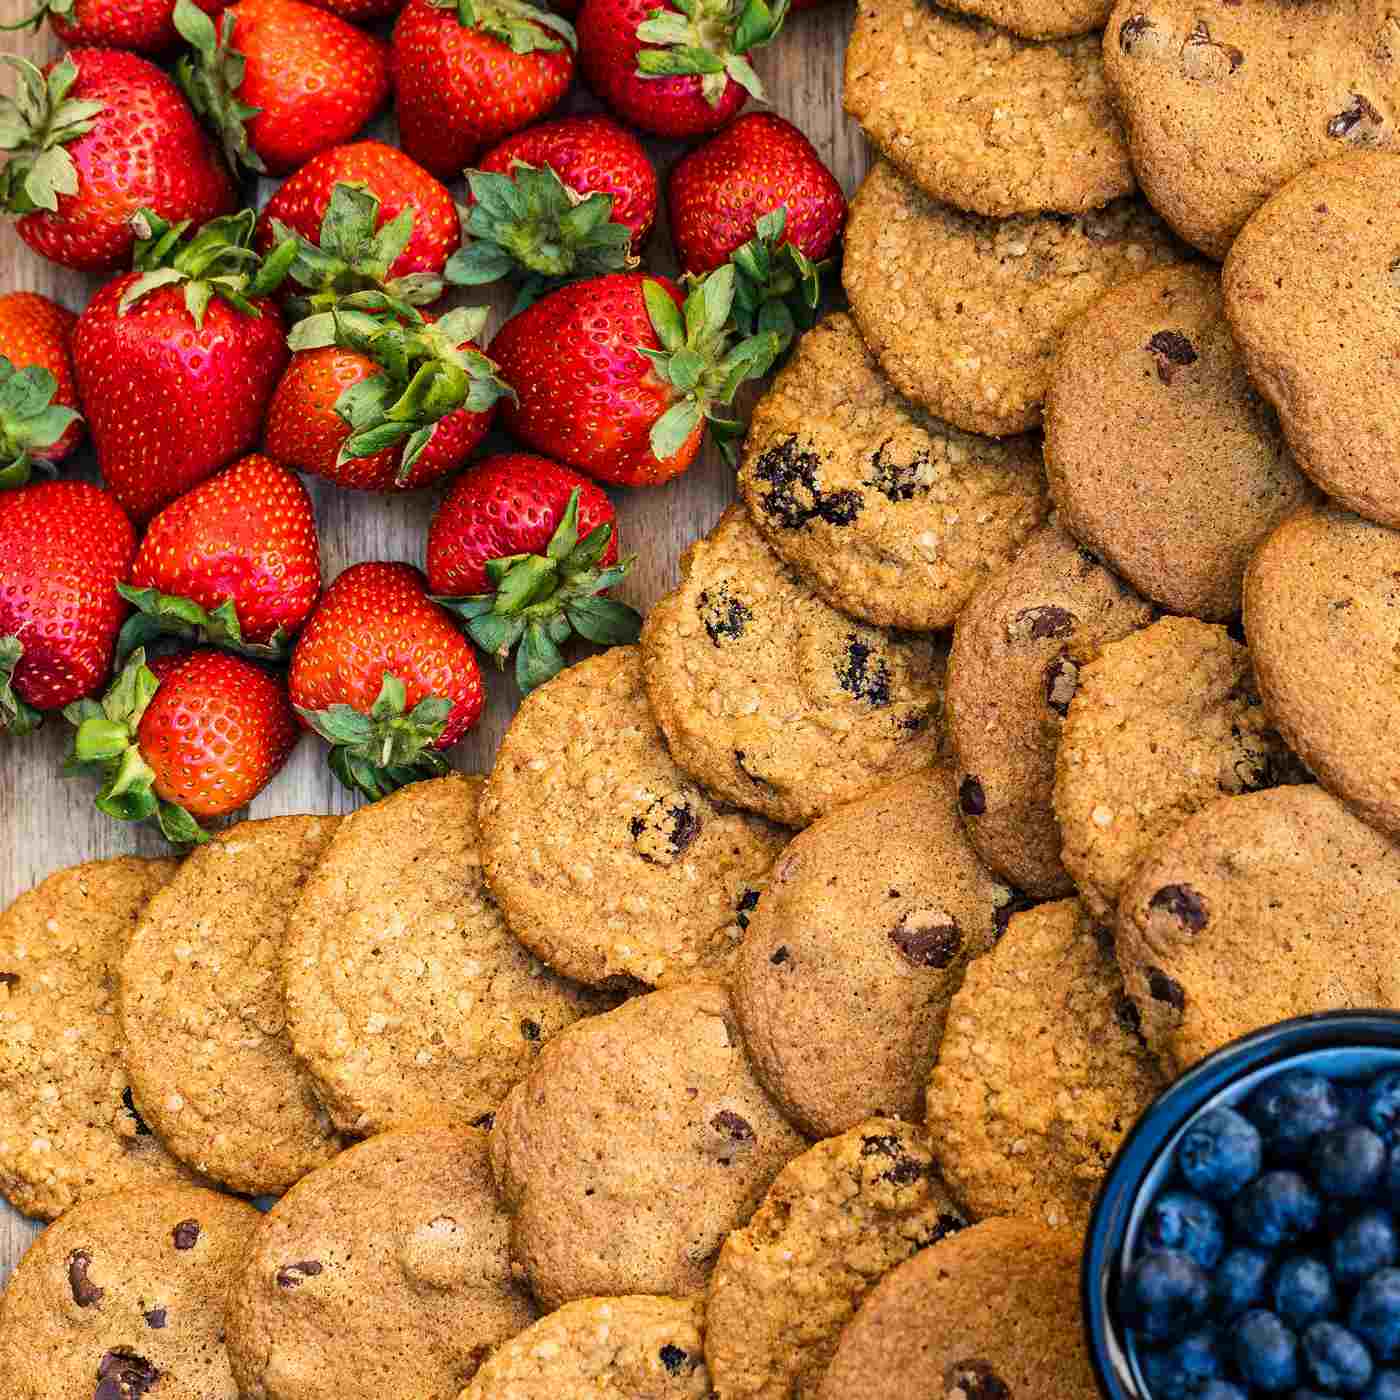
<box><xmin>1217</xmin><ymin>1248</ymin><xmax>1274</xmax><ymax>1319</ymax></box>
<box><xmin>1143</xmin><ymin>1190</ymin><xmax>1227</xmax><ymax>1271</ymax></box>
<box><xmin>1381</xmin><ymin>1151</ymin><xmax>1400</xmax><ymax>1209</ymax></box>
<box><xmin>1317</xmin><ymin>1126</ymin><xmax>1390</xmax><ymax>1200</ymax></box>
<box><xmin>1303</xmin><ymin>1321</ymin><xmax>1374</xmax><ymax>1393</ymax></box>
<box><xmin>1139</xmin><ymin>1327</ymin><xmax>1223</xmax><ymax>1400</ymax></box>
<box><xmin>1334</xmin><ymin>1209</ymin><xmax>1399</xmax><ymax>1289</ymax></box>
<box><xmin>1351</xmin><ymin>1269</ymin><xmax>1400</xmax><ymax>1361</ymax></box>
<box><xmin>1233</xmin><ymin>1310</ymin><xmax>1300</xmax><ymax>1392</ymax></box>
<box><xmin>1367</xmin><ymin>1072</ymin><xmax>1400</xmax><ymax>1140</ymax></box>
<box><xmin>1274</xmin><ymin>1256</ymin><xmax>1338</xmax><ymax>1330</ymax></box>
<box><xmin>1197</xmin><ymin>1386</ymin><xmax>1249</xmax><ymax>1400</ymax></box>
<box><xmin>1249</xmin><ymin>1071</ymin><xmax>1345</xmax><ymax>1161</ymax></box>
<box><xmin>1233</xmin><ymin>1172</ymin><xmax>1323</xmax><ymax>1249</ymax></box>
<box><xmin>1180</xmin><ymin>1107</ymin><xmax>1265</xmax><ymax>1201</ymax></box>
<box><xmin>1120</xmin><ymin>1250</ymin><xmax>1212</xmax><ymax>1342</ymax></box>
<box><xmin>1366</xmin><ymin>1370</ymin><xmax>1400</xmax><ymax>1399</ymax></box>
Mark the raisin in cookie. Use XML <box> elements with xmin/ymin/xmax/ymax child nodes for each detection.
<box><xmin>737</xmin><ymin>313</ymin><xmax>1048</xmax><ymax>631</ymax></box>
<box><xmin>937</xmin><ymin>0</ymin><xmax>1110</xmax><ymax>39</ymax></box>
<box><xmin>947</xmin><ymin>521</ymin><xmax>1156</xmax><ymax>898</ymax></box>
<box><xmin>926</xmin><ymin>900</ymin><xmax>1165</xmax><ymax>1232</ymax></box>
<box><xmin>1045</xmin><ymin>263</ymin><xmax>1316</xmax><ymax>619</ymax></box>
<box><xmin>641</xmin><ymin>507</ymin><xmax>946</xmax><ymax>830</ymax></box>
<box><xmin>705</xmin><ymin>1119</ymin><xmax>968</xmax><ymax>1400</ymax></box>
<box><xmin>843</xmin><ymin>162</ymin><xmax>1184</xmax><ymax>437</ymax></box>
<box><xmin>490</xmin><ymin>982</ymin><xmax>807</xmax><ymax>1309</ymax></box>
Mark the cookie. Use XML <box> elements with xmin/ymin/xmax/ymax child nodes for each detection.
<box><xmin>1104</xmin><ymin>2</ymin><xmax>1400</xmax><ymax>259</ymax></box>
<box><xmin>1119</xmin><ymin>786</ymin><xmax>1400</xmax><ymax>1075</ymax></box>
<box><xmin>733</xmin><ymin>767</ymin><xmax>1013</xmax><ymax>1139</ymax></box>
<box><xmin>843</xmin><ymin>162</ymin><xmax>1184</xmax><ymax>437</ymax></box>
<box><xmin>640</xmin><ymin>506</ymin><xmax>947</xmax><ymax>829</ymax></box>
<box><xmin>1245</xmin><ymin>503</ymin><xmax>1400</xmax><ymax>841</ymax></box>
<box><xmin>1045</xmin><ymin>263</ymin><xmax>1316</xmax><ymax>619</ymax></box>
<box><xmin>935</xmin><ymin>0</ymin><xmax>1110</xmax><ymax>40</ymax></box>
<box><xmin>480</xmin><ymin>648</ymin><xmax>787</xmax><ymax>988</ymax></box>
<box><xmin>704</xmin><ymin>1119</ymin><xmax>968</xmax><ymax>1400</ymax></box>
<box><xmin>844</xmin><ymin>0</ymin><xmax>1133</xmax><ymax>216</ymax></box>
<box><xmin>1224</xmin><ymin>152</ymin><xmax>1400</xmax><ymax>528</ymax></box>
<box><xmin>1054</xmin><ymin>616</ymin><xmax>1303</xmax><ymax>921</ymax></box>
<box><xmin>947</xmin><ymin>521</ymin><xmax>1156</xmax><ymax>898</ymax></box>
<box><xmin>490</xmin><ymin>982</ymin><xmax>807</xmax><ymax>1309</ymax></box>
<box><xmin>736</xmin><ymin>313</ymin><xmax>1049</xmax><ymax>631</ymax></box>
<box><xmin>0</xmin><ymin>1184</ymin><xmax>260</xmax><ymax>1400</ymax></box>
<box><xmin>0</xmin><ymin>857</ymin><xmax>200</xmax><ymax>1221</ymax></box>
<box><xmin>120</xmin><ymin>816</ymin><xmax>345</xmax><ymax>1196</ymax></box>
<box><xmin>815</xmin><ymin>1218</ymin><xmax>1098</xmax><ymax>1400</ymax></box>
<box><xmin>926</xmin><ymin>899</ymin><xmax>1165</xmax><ymax>1232</ymax></box>
<box><xmin>227</xmin><ymin>1124</ymin><xmax>534</xmax><ymax>1400</ymax></box>
<box><xmin>459</xmin><ymin>1296</ymin><xmax>709</xmax><ymax>1400</ymax></box>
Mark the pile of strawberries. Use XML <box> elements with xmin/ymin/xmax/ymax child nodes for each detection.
<box><xmin>0</xmin><ymin>0</ymin><xmax>847</xmax><ymax>841</ymax></box>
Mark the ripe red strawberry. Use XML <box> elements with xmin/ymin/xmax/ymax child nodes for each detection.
<box><xmin>119</xmin><ymin>454</ymin><xmax>321</xmax><ymax>661</ymax></box>
<box><xmin>174</xmin><ymin>0</ymin><xmax>392</xmax><ymax>176</ymax></box>
<box><xmin>491</xmin><ymin>269</ymin><xmax>779</xmax><ymax>486</ymax></box>
<box><xmin>6</xmin><ymin>0</ymin><xmax>230</xmax><ymax>53</ymax></box>
<box><xmin>290</xmin><ymin>560</ymin><xmax>485</xmax><ymax>798</ymax></box>
<box><xmin>265</xmin><ymin>307</ymin><xmax>508</xmax><ymax>492</ymax></box>
<box><xmin>427</xmin><ymin>454</ymin><xmax>639</xmax><ymax>690</ymax></box>
<box><xmin>0</xmin><ymin>292</ymin><xmax>84</xmax><ymax>487</ymax></box>
<box><xmin>576</xmin><ymin>0</ymin><xmax>786</xmax><ymax>139</ymax></box>
<box><xmin>66</xmin><ymin>646</ymin><xmax>298</xmax><ymax>841</ymax></box>
<box><xmin>0</xmin><ymin>51</ymin><xmax>235</xmax><ymax>273</ymax></box>
<box><xmin>0</xmin><ymin>480</ymin><xmax>135</xmax><ymax>734</ymax></box>
<box><xmin>392</xmin><ymin>0</ymin><xmax>576</xmax><ymax>180</ymax></box>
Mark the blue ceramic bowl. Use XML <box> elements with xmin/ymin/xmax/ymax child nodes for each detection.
<box><xmin>1082</xmin><ymin>1010</ymin><xmax>1400</xmax><ymax>1399</ymax></box>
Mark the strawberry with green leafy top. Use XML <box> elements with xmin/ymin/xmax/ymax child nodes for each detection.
<box><xmin>2</xmin><ymin>0</ymin><xmax>230</xmax><ymax>54</ymax></box>
<box><xmin>0</xmin><ymin>292</ymin><xmax>83</xmax><ymax>489</ymax></box>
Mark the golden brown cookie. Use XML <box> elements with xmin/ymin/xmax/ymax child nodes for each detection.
<box><xmin>704</xmin><ymin>1119</ymin><xmax>968</xmax><ymax>1400</ymax></box>
<box><xmin>926</xmin><ymin>900</ymin><xmax>1165</xmax><ymax>1232</ymax></box>
<box><xmin>227</xmin><ymin>1125</ymin><xmax>534</xmax><ymax>1400</ymax></box>
<box><xmin>1045</xmin><ymin>263</ymin><xmax>1316</xmax><ymax>619</ymax></box>
<box><xmin>119</xmin><ymin>816</ymin><xmax>345</xmax><ymax>1196</ymax></box>
<box><xmin>733</xmin><ymin>768</ymin><xmax>1013</xmax><ymax>1139</ymax></box>
<box><xmin>641</xmin><ymin>506</ymin><xmax>947</xmax><ymax>830</ymax></box>
<box><xmin>843</xmin><ymin>162</ymin><xmax>1185</xmax><ymax>437</ymax></box>
<box><xmin>937</xmin><ymin>0</ymin><xmax>1110</xmax><ymax>39</ymax></box>
<box><xmin>490</xmin><ymin>983</ymin><xmax>807</xmax><ymax>1310</ymax></box>
<box><xmin>737</xmin><ymin>313</ymin><xmax>1049</xmax><ymax>631</ymax></box>
<box><xmin>947</xmin><ymin>520</ymin><xmax>1156</xmax><ymax>898</ymax></box>
<box><xmin>1119</xmin><ymin>786</ymin><xmax>1400</xmax><ymax>1075</ymax></box>
<box><xmin>1224</xmin><ymin>152</ymin><xmax>1400</xmax><ymax>528</ymax></box>
<box><xmin>844</xmin><ymin>0</ymin><xmax>1133</xmax><ymax>215</ymax></box>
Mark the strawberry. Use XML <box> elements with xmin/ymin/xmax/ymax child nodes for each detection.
<box><xmin>0</xmin><ymin>51</ymin><xmax>235</xmax><ymax>274</ymax></box>
<box><xmin>174</xmin><ymin>0</ymin><xmax>392</xmax><ymax>176</ymax></box>
<box><xmin>0</xmin><ymin>292</ymin><xmax>84</xmax><ymax>488</ymax></box>
<box><xmin>65</xmin><ymin>646</ymin><xmax>298</xmax><ymax>842</ymax></box>
<box><xmin>392</xmin><ymin>0</ymin><xmax>576</xmax><ymax>180</ymax></box>
<box><xmin>491</xmin><ymin>268</ymin><xmax>780</xmax><ymax>486</ymax></box>
<box><xmin>428</xmin><ymin>454</ymin><xmax>640</xmax><ymax>690</ymax></box>
<box><xmin>265</xmin><ymin>307</ymin><xmax>509</xmax><ymax>492</ymax></box>
<box><xmin>576</xmin><ymin>0</ymin><xmax>786</xmax><ymax>139</ymax></box>
<box><xmin>290</xmin><ymin>560</ymin><xmax>485</xmax><ymax>798</ymax></box>
<box><xmin>0</xmin><ymin>479</ymin><xmax>136</xmax><ymax>734</ymax></box>
<box><xmin>2</xmin><ymin>0</ymin><xmax>230</xmax><ymax>53</ymax></box>
<box><xmin>118</xmin><ymin>453</ymin><xmax>321</xmax><ymax>661</ymax></box>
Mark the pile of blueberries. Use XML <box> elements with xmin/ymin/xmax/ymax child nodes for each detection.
<box><xmin>1118</xmin><ymin>1066</ymin><xmax>1400</xmax><ymax>1398</ymax></box>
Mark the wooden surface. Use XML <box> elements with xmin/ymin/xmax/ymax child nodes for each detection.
<box><xmin>0</xmin><ymin>1</ymin><xmax>869</xmax><ymax>1277</ymax></box>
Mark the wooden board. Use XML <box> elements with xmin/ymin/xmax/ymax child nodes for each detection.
<box><xmin>0</xmin><ymin>0</ymin><xmax>869</xmax><ymax>1279</ymax></box>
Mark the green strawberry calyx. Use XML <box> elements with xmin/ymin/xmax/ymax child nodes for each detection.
<box><xmin>0</xmin><ymin>0</ymin><xmax>76</xmax><ymax>33</ymax></box>
<box><xmin>634</xmin><ymin>0</ymin><xmax>787</xmax><ymax>107</ymax></box>
<box><xmin>446</xmin><ymin>165</ymin><xmax>636</xmax><ymax>313</ymax></box>
<box><xmin>297</xmin><ymin>671</ymin><xmax>454</xmax><ymax>802</ymax></box>
<box><xmin>0</xmin><ymin>355</ymin><xmax>80</xmax><ymax>490</ymax></box>
<box><xmin>0</xmin><ymin>55</ymin><xmax>106</xmax><ymax>216</ymax></box>
<box><xmin>729</xmin><ymin>206</ymin><xmax>826</xmax><ymax>352</ymax></box>
<box><xmin>435</xmin><ymin>488</ymin><xmax>642</xmax><ymax>693</ymax></box>
<box><xmin>288</xmin><ymin>305</ymin><xmax>515</xmax><ymax>483</ymax></box>
<box><xmin>0</xmin><ymin>636</ymin><xmax>42</xmax><ymax>737</ymax></box>
<box><xmin>173</xmin><ymin>0</ymin><xmax>265</xmax><ymax>175</ymax></box>
<box><xmin>425</xmin><ymin>0</ymin><xmax>576</xmax><ymax>55</ymax></box>
<box><xmin>115</xmin><ymin>584</ymin><xmax>291</xmax><ymax>666</ymax></box>
<box><xmin>63</xmin><ymin>649</ymin><xmax>211</xmax><ymax>846</ymax></box>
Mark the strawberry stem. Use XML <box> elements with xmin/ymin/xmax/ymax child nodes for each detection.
<box><xmin>0</xmin><ymin>55</ymin><xmax>106</xmax><ymax>215</ymax></box>
<box><xmin>173</xmin><ymin>0</ymin><xmax>265</xmax><ymax>174</ymax></box>
<box><xmin>425</xmin><ymin>0</ymin><xmax>577</xmax><ymax>54</ymax></box>
<box><xmin>728</xmin><ymin>205</ymin><xmax>827</xmax><ymax>351</ymax></box>
<box><xmin>115</xmin><ymin>584</ymin><xmax>290</xmax><ymax>665</ymax></box>
<box><xmin>0</xmin><ymin>636</ymin><xmax>42</xmax><ymax>736</ymax></box>
<box><xmin>634</xmin><ymin>0</ymin><xmax>787</xmax><ymax>106</ymax></box>
<box><xmin>0</xmin><ymin>356</ymin><xmax>80</xmax><ymax>490</ymax></box>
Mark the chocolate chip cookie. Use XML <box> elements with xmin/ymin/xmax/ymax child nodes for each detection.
<box><xmin>490</xmin><ymin>982</ymin><xmax>807</xmax><ymax>1310</ymax></box>
<box><xmin>926</xmin><ymin>899</ymin><xmax>1165</xmax><ymax>1232</ymax></box>
<box><xmin>641</xmin><ymin>507</ymin><xmax>947</xmax><ymax>830</ymax></box>
<box><xmin>0</xmin><ymin>1184</ymin><xmax>260</xmax><ymax>1400</ymax></box>
<box><xmin>947</xmin><ymin>521</ymin><xmax>1156</xmax><ymax>898</ymax></box>
<box><xmin>843</xmin><ymin>162</ymin><xmax>1185</xmax><ymax>437</ymax></box>
<box><xmin>1045</xmin><ymin>263</ymin><xmax>1316</xmax><ymax>619</ymax></box>
<box><xmin>705</xmin><ymin>1119</ymin><xmax>968</xmax><ymax>1400</ymax></box>
<box><xmin>737</xmin><ymin>313</ymin><xmax>1049</xmax><ymax>631</ymax></box>
<box><xmin>1119</xmin><ymin>786</ymin><xmax>1400</xmax><ymax>1075</ymax></box>
<box><xmin>937</xmin><ymin>0</ymin><xmax>1111</xmax><ymax>39</ymax></box>
<box><xmin>227</xmin><ymin>1124</ymin><xmax>534</xmax><ymax>1400</ymax></box>
<box><xmin>1224</xmin><ymin>152</ymin><xmax>1400</xmax><ymax>528</ymax></box>
<box><xmin>120</xmin><ymin>816</ymin><xmax>345</xmax><ymax>1196</ymax></box>
<box><xmin>844</xmin><ymin>0</ymin><xmax>1133</xmax><ymax>215</ymax></box>
<box><xmin>733</xmin><ymin>767</ymin><xmax>1013</xmax><ymax>1139</ymax></box>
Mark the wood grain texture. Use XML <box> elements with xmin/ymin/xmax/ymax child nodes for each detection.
<box><xmin>0</xmin><ymin>0</ymin><xmax>869</xmax><ymax>1277</ymax></box>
